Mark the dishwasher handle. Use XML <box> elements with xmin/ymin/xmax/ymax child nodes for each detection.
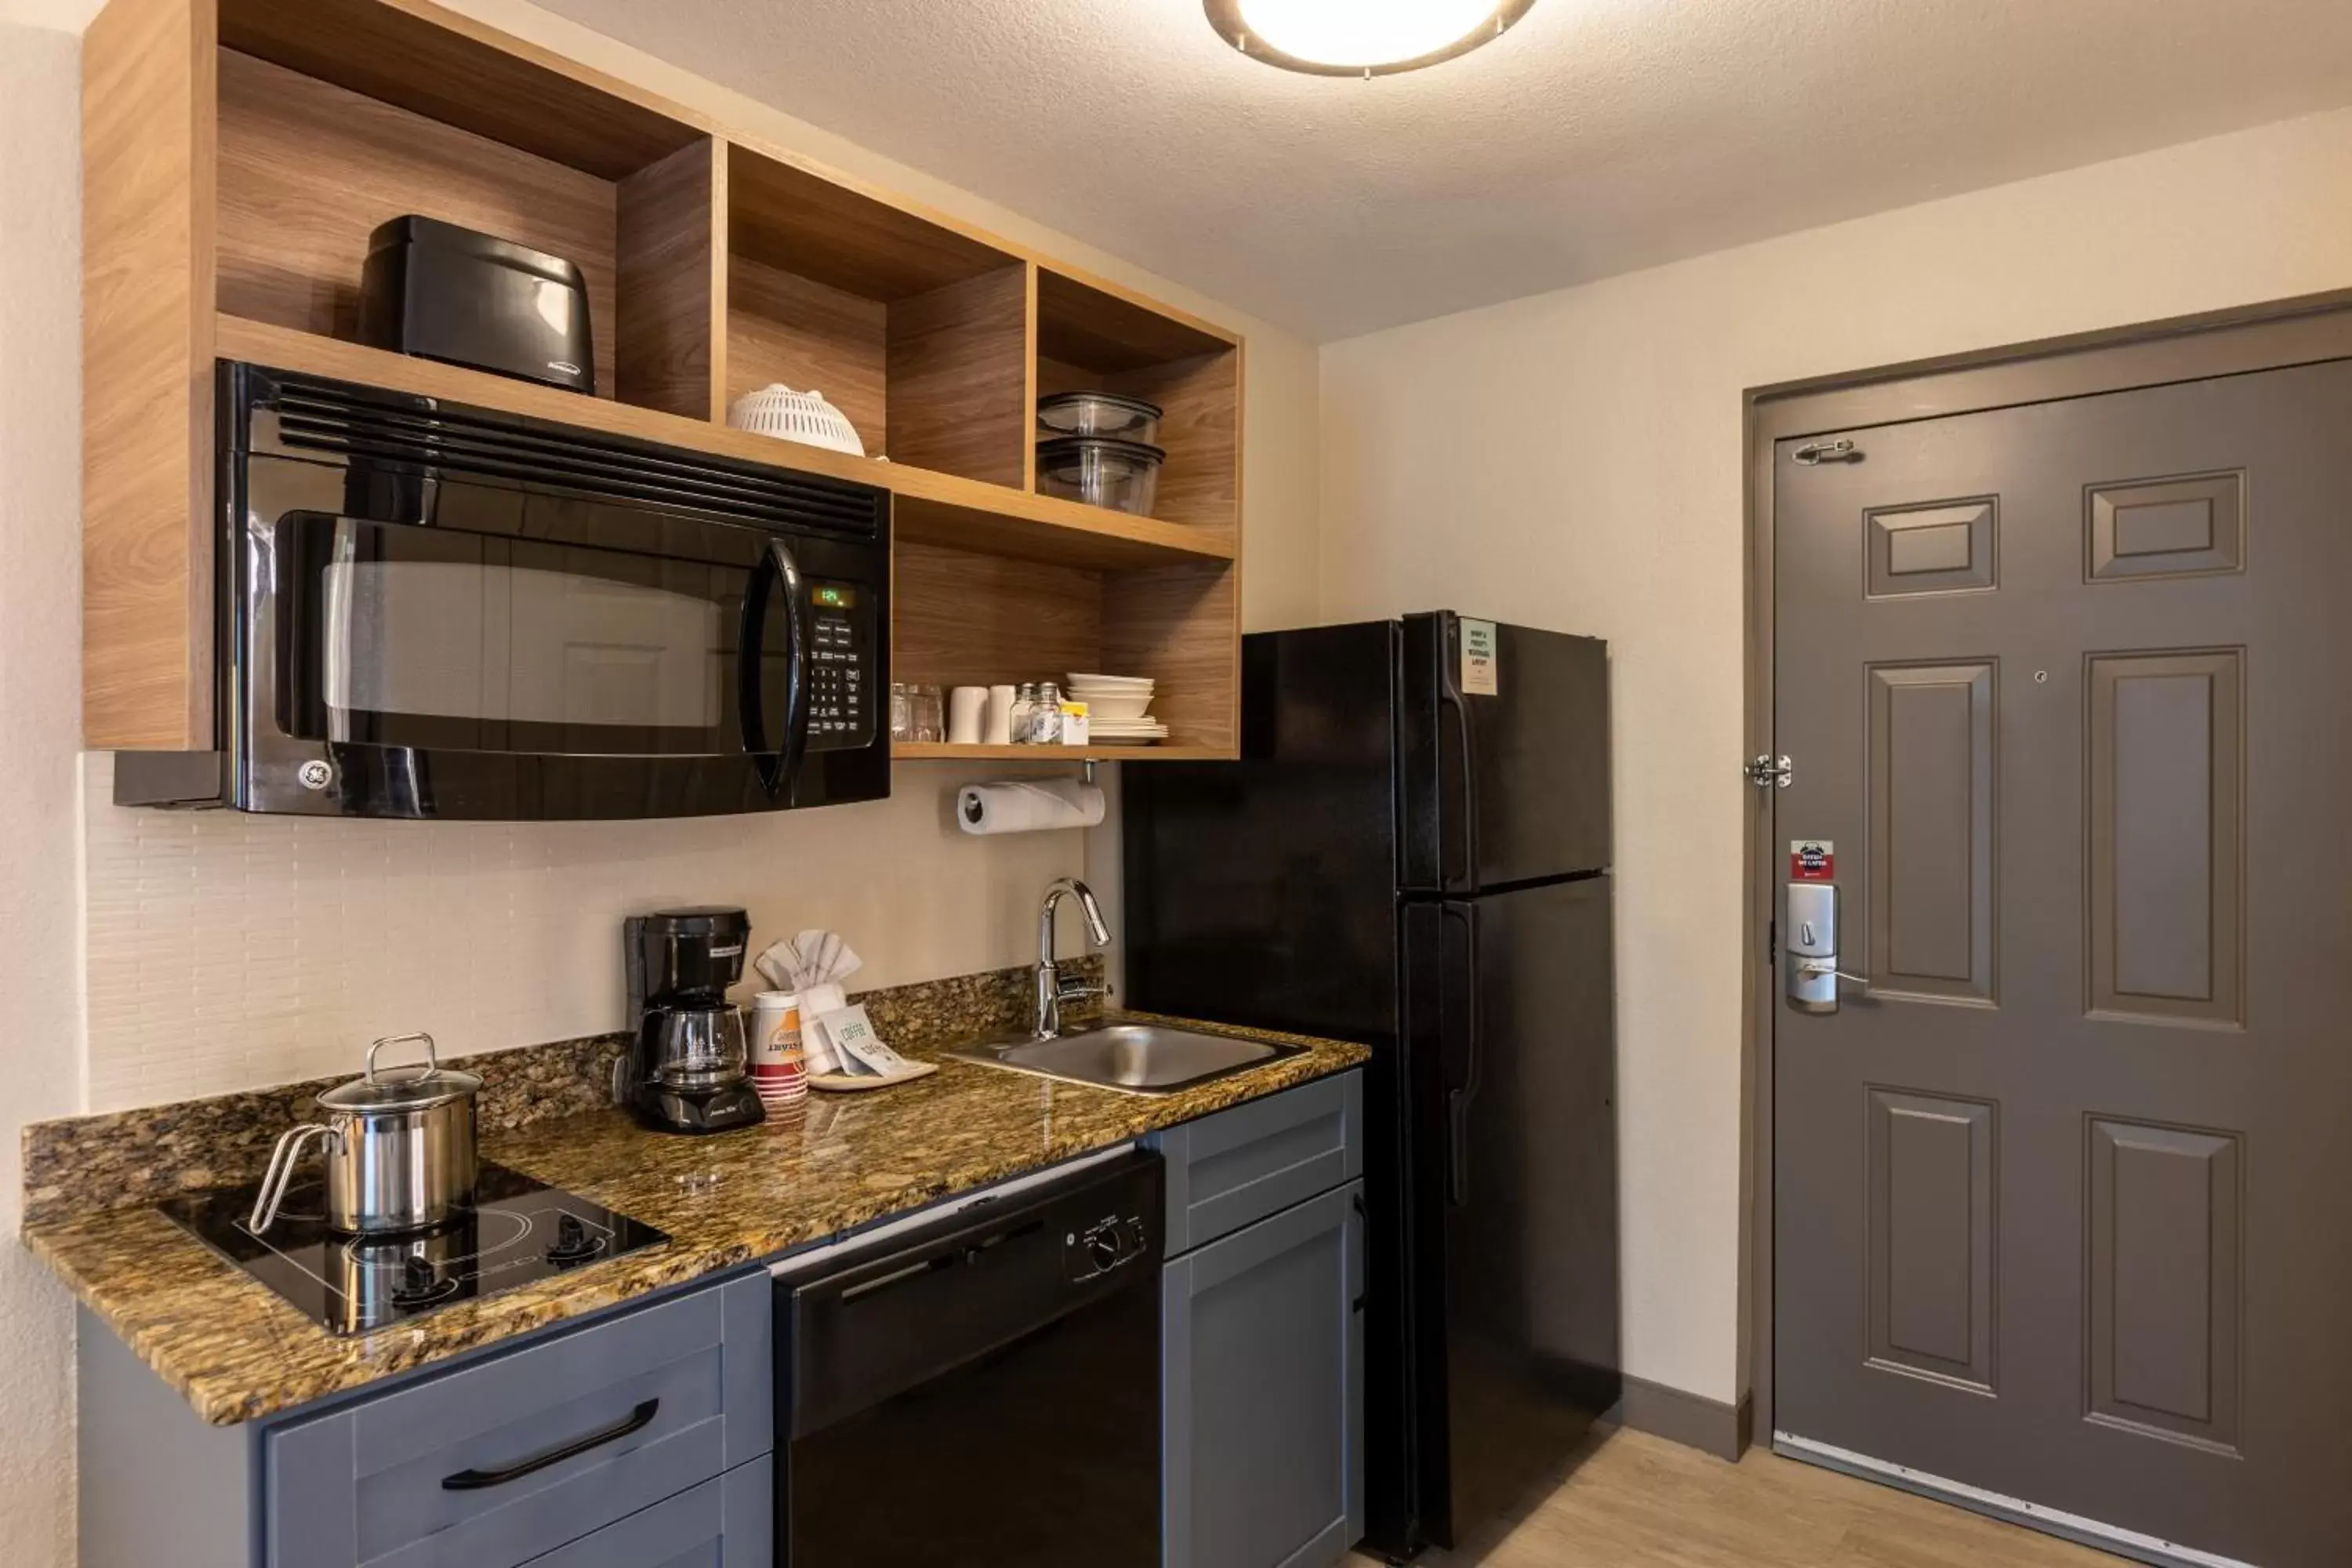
<box><xmin>780</xmin><ymin>1150</ymin><xmax>1163</xmax><ymax>1439</ymax></box>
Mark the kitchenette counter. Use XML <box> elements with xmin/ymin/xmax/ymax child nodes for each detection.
<box><xmin>24</xmin><ymin>1012</ymin><xmax>1367</xmax><ymax>1428</ymax></box>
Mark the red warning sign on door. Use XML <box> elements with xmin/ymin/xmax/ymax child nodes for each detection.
<box><xmin>1789</xmin><ymin>840</ymin><xmax>1835</xmax><ymax>880</ymax></box>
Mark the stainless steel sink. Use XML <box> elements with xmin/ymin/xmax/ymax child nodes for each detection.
<box><xmin>949</xmin><ymin>1022</ymin><xmax>1304</xmax><ymax>1095</ymax></box>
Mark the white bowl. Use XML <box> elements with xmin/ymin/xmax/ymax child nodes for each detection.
<box><xmin>1067</xmin><ymin>673</ymin><xmax>1155</xmax><ymax>690</ymax></box>
<box><xmin>1076</xmin><ymin>693</ymin><xmax>1154</xmax><ymax>721</ymax></box>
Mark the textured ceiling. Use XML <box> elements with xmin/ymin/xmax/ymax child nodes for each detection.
<box><xmin>538</xmin><ymin>0</ymin><xmax>2352</xmax><ymax>340</ymax></box>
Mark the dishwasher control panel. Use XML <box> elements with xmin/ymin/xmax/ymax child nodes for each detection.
<box><xmin>1065</xmin><ymin>1209</ymin><xmax>1152</xmax><ymax>1283</ymax></box>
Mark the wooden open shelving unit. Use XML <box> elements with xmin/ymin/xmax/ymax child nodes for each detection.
<box><xmin>83</xmin><ymin>0</ymin><xmax>1244</xmax><ymax>760</ymax></box>
<box><xmin>892</xmin><ymin>743</ymin><xmax>1232</xmax><ymax>764</ymax></box>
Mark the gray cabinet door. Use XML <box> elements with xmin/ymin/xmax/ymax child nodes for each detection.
<box><xmin>517</xmin><ymin>1457</ymin><xmax>770</xmax><ymax>1568</ymax></box>
<box><xmin>1164</xmin><ymin>1180</ymin><xmax>1364</xmax><ymax>1568</ymax></box>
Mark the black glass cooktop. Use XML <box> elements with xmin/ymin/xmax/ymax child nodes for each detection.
<box><xmin>158</xmin><ymin>1161</ymin><xmax>667</xmax><ymax>1337</ymax></box>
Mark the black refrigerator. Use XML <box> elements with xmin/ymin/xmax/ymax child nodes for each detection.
<box><xmin>1123</xmin><ymin>612</ymin><xmax>1621</xmax><ymax>1559</ymax></box>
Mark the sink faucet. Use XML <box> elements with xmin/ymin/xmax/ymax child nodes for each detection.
<box><xmin>1035</xmin><ymin>877</ymin><xmax>1111</xmax><ymax>1040</ymax></box>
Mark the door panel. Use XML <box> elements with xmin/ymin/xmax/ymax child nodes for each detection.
<box><xmin>1864</xmin><ymin>1089</ymin><xmax>1995</xmax><ymax>1393</ymax></box>
<box><xmin>2085</xmin><ymin>1119</ymin><xmax>2243</xmax><ymax>1456</ymax></box>
<box><xmin>1865</xmin><ymin>498</ymin><xmax>1998</xmax><ymax>597</ymax></box>
<box><xmin>1774</xmin><ymin>358</ymin><xmax>2352</xmax><ymax>1566</ymax></box>
<box><xmin>1865</xmin><ymin>662</ymin><xmax>1996</xmax><ymax>1004</ymax></box>
<box><xmin>2087</xmin><ymin>650</ymin><xmax>2244</xmax><ymax>1025</ymax></box>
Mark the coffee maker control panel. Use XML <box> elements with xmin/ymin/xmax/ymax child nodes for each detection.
<box><xmin>807</xmin><ymin>581</ymin><xmax>873</xmax><ymax>750</ymax></box>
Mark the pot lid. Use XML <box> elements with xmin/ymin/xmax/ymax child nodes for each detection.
<box><xmin>318</xmin><ymin>1033</ymin><xmax>481</xmax><ymax>1113</ymax></box>
<box><xmin>1036</xmin><ymin>390</ymin><xmax>1164</xmax><ymax>422</ymax></box>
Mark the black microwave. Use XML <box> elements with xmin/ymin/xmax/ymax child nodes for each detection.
<box><xmin>114</xmin><ymin>364</ymin><xmax>890</xmax><ymax>819</ymax></box>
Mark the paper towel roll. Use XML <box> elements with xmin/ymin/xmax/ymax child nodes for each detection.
<box><xmin>956</xmin><ymin>778</ymin><xmax>1108</xmax><ymax>834</ymax></box>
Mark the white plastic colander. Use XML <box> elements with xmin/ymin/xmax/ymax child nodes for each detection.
<box><xmin>726</xmin><ymin>384</ymin><xmax>866</xmax><ymax>456</ymax></box>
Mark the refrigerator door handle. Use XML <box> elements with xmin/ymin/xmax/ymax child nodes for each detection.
<box><xmin>1442</xmin><ymin>899</ymin><xmax>1483</xmax><ymax>1207</ymax></box>
<box><xmin>1436</xmin><ymin>673</ymin><xmax>1482</xmax><ymax>892</ymax></box>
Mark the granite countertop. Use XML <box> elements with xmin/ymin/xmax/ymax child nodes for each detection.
<box><xmin>24</xmin><ymin>1014</ymin><xmax>1367</xmax><ymax>1427</ymax></box>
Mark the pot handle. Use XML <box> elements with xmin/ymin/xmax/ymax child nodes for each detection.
<box><xmin>249</xmin><ymin>1123</ymin><xmax>342</xmax><ymax>1234</ymax></box>
<box><xmin>366</xmin><ymin>1031</ymin><xmax>440</xmax><ymax>1083</ymax></box>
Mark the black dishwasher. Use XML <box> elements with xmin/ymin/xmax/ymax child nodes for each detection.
<box><xmin>774</xmin><ymin>1149</ymin><xmax>1163</xmax><ymax>1566</ymax></box>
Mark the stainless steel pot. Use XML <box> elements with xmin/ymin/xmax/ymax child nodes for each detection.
<box><xmin>250</xmin><ymin>1033</ymin><xmax>481</xmax><ymax>1235</ymax></box>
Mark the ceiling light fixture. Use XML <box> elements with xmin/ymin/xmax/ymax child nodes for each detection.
<box><xmin>1204</xmin><ymin>0</ymin><xmax>1536</xmax><ymax>78</ymax></box>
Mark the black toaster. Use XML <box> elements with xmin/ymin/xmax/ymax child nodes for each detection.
<box><xmin>358</xmin><ymin>215</ymin><xmax>595</xmax><ymax>394</ymax></box>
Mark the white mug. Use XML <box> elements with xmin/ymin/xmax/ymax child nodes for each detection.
<box><xmin>948</xmin><ymin>686</ymin><xmax>989</xmax><ymax>745</ymax></box>
<box><xmin>985</xmin><ymin>685</ymin><xmax>1017</xmax><ymax>745</ymax></box>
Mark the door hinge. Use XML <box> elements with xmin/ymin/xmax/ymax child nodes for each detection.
<box><xmin>1746</xmin><ymin>754</ymin><xmax>1793</xmax><ymax>788</ymax></box>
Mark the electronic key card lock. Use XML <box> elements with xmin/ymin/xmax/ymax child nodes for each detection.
<box><xmin>1785</xmin><ymin>873</ymin><xmax>1867</xmax><ymax>1015</ymax></box>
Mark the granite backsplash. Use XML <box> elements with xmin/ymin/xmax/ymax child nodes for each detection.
<box><xmin>20</xmin><ymin>958</ymin><xmax>1098</xmax><ymax>1225</ymax></box>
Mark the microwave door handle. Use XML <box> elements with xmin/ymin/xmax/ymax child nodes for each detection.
<box><xmin>740</xmin><ymin>538</ymin><xmax>811</xmax><ymax>797</ymax></box>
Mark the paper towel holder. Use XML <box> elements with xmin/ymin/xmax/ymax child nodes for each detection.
<box><xmin>950</xmin><ymin>760</ymin><xmax>1096</xmax><ymax>829</ymax></box>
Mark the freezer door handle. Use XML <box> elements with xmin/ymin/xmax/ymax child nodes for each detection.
<box><xmin>1442</xmin><ymin>901</ymin><xmax>1482</xmax><ymax>1207</ymax></box>
<box><xmin>1436</xmin><ymin>669</ymin><xmax>1482</xmax><ymax>891</ymax></box>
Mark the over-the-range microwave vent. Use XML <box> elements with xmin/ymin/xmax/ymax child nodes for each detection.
<box><xmin>229</xmin><ymin>363</ymin><xmax>886</xmax><ymax>541</ymax></box>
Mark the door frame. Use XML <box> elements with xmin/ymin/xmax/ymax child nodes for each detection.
<box><xmin>1740</xmin><ymin>286</ymin><xmax>2352</xmax><ymax>1449</ymax></box>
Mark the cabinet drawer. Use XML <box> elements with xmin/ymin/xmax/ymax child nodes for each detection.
<box><xmin>1153</xmin><ymin>1071</ymin><xmax>1361</xmax><ymax>1254</ymax></box>
<box><xmin>518</xmin><ymin>1459</ymin><xmax>771</xmax><ymax>1568</ymax></box>
<box><xmin>268</xmin><ymin>1272</ymin><xmax>771</xmax><ymax>1568</ymax></box>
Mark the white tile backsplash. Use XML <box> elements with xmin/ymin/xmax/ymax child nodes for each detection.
<box><xmin>82</xmin><ymin>755</ymin><xmax>1087</xmax><ymax>1112</ymax></box>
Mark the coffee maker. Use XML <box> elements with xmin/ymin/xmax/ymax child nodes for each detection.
<box><xmin>621</xmin><ymin>908</ymin><xmax>766</xmax><ymax>1134</ymax></box>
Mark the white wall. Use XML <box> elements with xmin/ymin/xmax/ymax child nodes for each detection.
<box><xmin>45</xmin><ymin>0</ymin><xmax>1323</xmax><ymax>1116</ymax></box>
<box><xmin>0</xmin><ymin>24</ymin><xmax>90</xmax><ymax>1566</ymax></box>
<box><xmin>1</xmin><ymin>4</ymin><xmax>1322</xmax><ymax>1562</ymax></box>
<box><xmin>1318</xmin><ymin>106</ymin><xmax>2352</xmax><ymax>1406</ymax></box>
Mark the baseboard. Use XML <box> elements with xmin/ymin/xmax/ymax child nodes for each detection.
<box><xmin>1613</xmin><ymin>1375</ymin><xmax>1753</xmax><ymax>1461</ymax></box>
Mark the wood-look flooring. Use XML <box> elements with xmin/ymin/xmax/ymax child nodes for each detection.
<box><xmin>1351</xmin><ymin>1427</ymin><xmax>2122</xmax><ymax>1567</ymax></box>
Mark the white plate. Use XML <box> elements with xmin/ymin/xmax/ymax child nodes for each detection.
<box><xmin>809</xmin><ymin>1060</ymin><xmax>939</xmax><ymax>1093</ymax></box>
<box><xmin>1067</xmin><ymin>674</ymin><xmax>1155</xmax><ymax>689</ymax></box>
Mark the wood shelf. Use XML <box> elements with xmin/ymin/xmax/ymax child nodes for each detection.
<box><xmin>893</xmin><ymin>742</ymin><xmax>1235</xmax><ymax>763</ymax></box>
<box><xmin>213</xmin><ymin>314</ymin><xmax>1234</xmax><ymax>571</ymax></box>
<box><xmin>84</xmin><ymin>0</ymin><xmax>1246</xmax><ymax>758</ymax></box>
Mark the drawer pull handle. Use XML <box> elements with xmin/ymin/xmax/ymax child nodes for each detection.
<box><xmin>441</xmin><ymin>1399</ymin><xmax>660</xmax><ymax>1491</ymax></box>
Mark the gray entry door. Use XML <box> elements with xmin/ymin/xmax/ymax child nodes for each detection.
<box><xmin>1773</xmin><ymin>356</ymin><xmax>2352</xmax><ymax>1567</ymax></box>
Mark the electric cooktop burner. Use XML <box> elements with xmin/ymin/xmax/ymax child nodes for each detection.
<box><xmin>158</xmin><ymin>1162</ymin><xmax>668</xmax><ymax>1337</ymax></box>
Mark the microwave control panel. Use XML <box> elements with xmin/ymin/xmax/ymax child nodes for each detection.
<box><xmin>807</xmin><ymin>579</ymin><xmax>874</xmax><ymax>749</ymax></box>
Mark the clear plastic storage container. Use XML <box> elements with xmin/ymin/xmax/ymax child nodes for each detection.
<box><xmin>1036</xmin><ymin>390</ymin><xmax>1164</xmax><ymax>445</ymax></box>
<box><xmin>1036</xmin><ymin>435</ymin><xmax>1165</xmax><ymax>517</ymax></box>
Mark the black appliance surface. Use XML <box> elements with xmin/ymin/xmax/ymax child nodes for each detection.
<box><xmin>158</xmin><ymin>1161</ymin><xmax>667</xmax><ymax>1338</ymax></box>
<box><xmin>1123</xmin><ymin>612</ymin><xmax>1621</xmax><ymax>1558</ymax></box>
<box><xmin>116</xmin><ymin>362</ymin><xmax>890</xmax><ymax>819</ymax></box>
<box><xmin>776</xmin><ymin>1150</ymin><xmax>1163</xmax><ymax>1566</ymax></box>
<box><xmin>359</xmin><ymin>215</ymin><xmax>596</xmax><ymax>394</ymax></box>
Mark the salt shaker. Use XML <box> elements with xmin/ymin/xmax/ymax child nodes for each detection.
<box><xmin>1011</xmin><ymin>683</ymin><xmax>1037</xmax><ymax>742</ymax></box>
<box><xmin>1034</xmin><ymin>681</ymin><xmax>1064</xmax><ymax>745</ymax></box>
